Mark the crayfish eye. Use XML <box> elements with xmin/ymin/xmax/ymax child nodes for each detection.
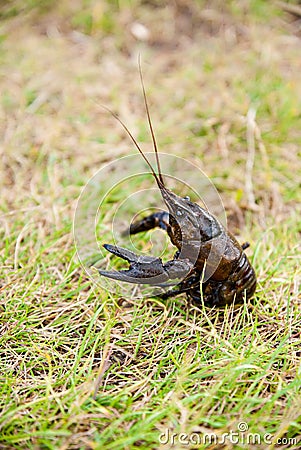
<box><xmin>183</xmin><ymin>196</ymin><xmax>190</xmax><ymax>201</ymax></box>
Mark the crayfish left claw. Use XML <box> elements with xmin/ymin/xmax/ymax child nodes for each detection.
<box><xmin>103</xmin><ymin>244</ymin><xmax>140</xmax><ymax>263</ymax></box>
<box><xmin>99</xmin><ymin>244</ymin><xmax>169</xmax><ymax>284</ymax></box>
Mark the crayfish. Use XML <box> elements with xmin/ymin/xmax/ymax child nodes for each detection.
<box><xmin>99</xmin><ymin>70</ymin><xmax>257</xmax><ymax>307</ymax></box>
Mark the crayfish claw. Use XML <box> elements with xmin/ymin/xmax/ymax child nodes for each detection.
<box><xmin>100</xmin><ymin>244</ymin><xmax>170</xmax><ymax>284</ymax></box>
<box><xmin>98</xmin><ymin>268</ymin><xmax>140</xmax><ymax>283</ymax></box>
<box><xmin>103</xmin><ymin>244</ymin><xmax>140</xmax><ymax>263</ymax></box>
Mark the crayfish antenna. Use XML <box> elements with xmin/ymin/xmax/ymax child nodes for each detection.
<box><xmin>138</xmin><ymin>55</ymin><xmax>165</xmax><ymax>187</ymax></box>
<box><xmin>98</xmin><ymin>59</ymin><xmax>167</xmax><ymax>192</ymax></box>
<box><xmin>99</xmin><ymin>104</ymin><xmax>163</xmax><ymax>189</ymax></box>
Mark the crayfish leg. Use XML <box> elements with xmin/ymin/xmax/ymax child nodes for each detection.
<box><xmin>158</xmin><ymin>270</ymin><xmax>201</xmax><ymax>301</ymax></box>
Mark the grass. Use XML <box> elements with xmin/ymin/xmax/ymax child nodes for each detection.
<box><xmin>0</xmin><ymin>1</ymin><xmax>301</xmax><ymax>449</ymax></box>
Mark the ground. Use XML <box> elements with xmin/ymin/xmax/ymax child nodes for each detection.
<box><xmin>0</xmin><ymin>1</ymin><xmax>301</xmax><ymax>449</ymax></box>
